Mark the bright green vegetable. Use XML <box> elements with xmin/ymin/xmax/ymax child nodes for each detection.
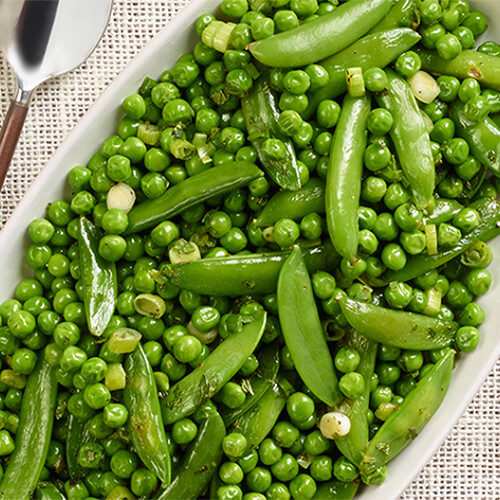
<box><xmin>0</xmin><ymin>359</ymin><xmax>57</xmax><ymax>500</ymax></box>
<box><xmin>79</xmin><ymin>216</ymin><xmax>117</xmax><ymax>337</ymax></box>
<box><xmin>278</xmin><ymin>248</ymin><xmax>342</xmax><ymax>406</ymax></box>
<box><xmin>124</xmin><ymin>345</ymin><xmax>171</xmax><ymax>487</ymax></box>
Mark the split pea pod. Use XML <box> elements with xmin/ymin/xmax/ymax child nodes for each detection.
<box><xmin>230</xmin><ymin>381</ymin><xmax>287</xmax><ymax>452</ymax></box>
<box><xmin>161</xmin><ymin>311</ymin><xmax>266</xmax><ymax>425</ymax></box>
<box><xmin>304</xmin><ymin>28</ymin><xmax>421</xmax><ymax>119</ymax></box>
<box><xmin>66</xmin><ymin>414</ymin><xmax>94</xmax><ymax>479</ymax></box>
<box><xmin>359</xmin><ymin>349</ymin><xmax>455</xmax><ymax>475</ymax></box>
<box><xmin>126</xmin><ymin>161</ymin><xmax>263</xmax><ymax>234</ymax></box>
<box><xmin>255</xmin><ymin>178</ymin><xmax>325</xmax><ymax>227</ymax></box>
<box><xmin>221</xmin><ymin>344</ymin><xmax>280</xmax><ymax>427</ymax></box>
<box><xmin>416</xmin><ymin>48</ymin><xmax>500</xmax><ymax>91</ymax></box>
<box><xmin>384</xmin><ymin>197</ymin><xmax>500</xmax><ymax>283</ymax></box>
<box><xmin>124</xmin><ymin>344</ymin><xmax>171</xmax><ymax>487</ymax></box>
<box><xmin>375</xmin><ymin>69</ymin><xmax>435</xmax><ymax>211</ymax></box>
<box><xmin>369</xmin><ymin>0</ymin><xmax>419</xmax><ymax>32</ymax></box>
<box><xmin>450</xmin><ymin>102</ymin><xmax>500</xmax><ymax>177</ymax></box>
<box><xmin>156</xmin><ymin>411</ymin><xmax>225</xmax><ymax>500</ymax></box>
<box><xmin>326</xmin><ymin>94</ymin><xmax>371</xmax><ymax>263</ymax></box>
<box><xmin>337</xmin><ymin>296</ymin><xmax>457</xmax><ymax>350</ymax></box>
<box><xmin>334</xmin><ymin>331</ymin><xmax>378</xmax><ymax>465</ymax></box>
<box><xmin>313</xmin><ymin>480</ymin><xmax>360</xmax><ymax>500</ymax></box>
<box><xmin>278</xmin><ymin>247</ymin><xmax>342</xmax><ymax>406</ymax></box>
<box><xmin>241</xmin><ymin>76</ymin><xmax>301</xmax><ymax>191</ymax></box>
<box><xmin>0</xmin><ymin>358</ymin><xmax>57</xmax><ymax>500</ymax></box>
<box><xmin>78</xmin><ymin>216</ymin><xmax>117</xmax><ymax>337</ymax></box>
<box><xmin>248</xmin><ymin>0</ymin><xmax>393</xmax><ymax>67</ymax></box>
<box><xmin>154</xmin><ymin>242</ymin><xmax>339</xmax><ymax>297</ymax></box>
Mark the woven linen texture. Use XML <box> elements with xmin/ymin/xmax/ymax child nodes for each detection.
<box><xmin>1</xmin><ymin>1</ymin><xmax>499</xmax><ymax>498</ymax></box>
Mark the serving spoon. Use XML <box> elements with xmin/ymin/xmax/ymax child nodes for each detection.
<box><xmin>0</xmin><ymin>0</ymin><xmax>113</xmax><ymax>191</ymax></box>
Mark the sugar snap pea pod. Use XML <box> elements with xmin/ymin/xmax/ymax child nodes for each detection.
<box><xmin>124</xmin><ymin>344</ymin><xmax>171</xmax><ymax>487</ymax></box>
<box><xmin>241</xmin><ymin>76</ymin><xmax>301</xmax><ymax>191</ymax></box>
<box><xmin>369</xmin><ymin>0</ymin><xmax>419</xmax><ymax>32</ymax></box>
<box><xmin>248</xmin><ymin>0</ymin><xmax>393</xmax><ymax>67</ymax></box>
<box><xmin>162</xmin><ymin>312</ymin><xmax>266</xmax><ymax>425</ymax></box>
<box><xmin>384</xmin><ymin>197</ymin><xmax>500</xmax><ymax>283</ymax></box>
<box><xmin>359</xmin><ymin>349</ymin><xmax>455</xmax><ymax>475</ymax></box>
<box><xmin>0</xmin><ymin>358</ymin><xmax>57</xmax><ymax>500</ymax></box>
<box><xmin>36</xmin><ymin>482</ymin><xmax>67</xmax><ymax>500</ymax></box>
<box><xmin>424</xmin><ymin>198</ymin><xmax>463</xmax><ymax>225</ymax></box>
<box><xmin>304</xmin><ymin>28</ymin><xmax>421</xmax><ymax>119</ymax></box>
<box><xmin>221</xmin><ymin>344</ymin><xmax>280</xmax><ymax>427</ymax></box>
<box><xmin>79</xmin><ymin>216</ymin><xmax>117</xmax><ymax>337</ymax></box>
<box><xmin>313</xmin><ymin>479</ymin><xmax>360</xmax><ymax>500</ymax></box>
<box><xmin>334</xmin><ymin>332</ymin><xmax>378</xmax><ymax>465</ymax></box>
<box><xmin>416</xmin><ymin>48</ymin><xmax>500</xmax><ymax>91</ymax></box>
<box><xmin>154</xmin><ymin>242</ymin><xmax>338</xmax><ymax>297</ymax></box>
<box><xmin>156</xmin><ymin>411</ymin><xmax>225</xmax><ymax>500</ymax></box>
<box><xmin>450</xmin><ymin>102</ymin><xmax>500</xmax><ymax>177</ymax></box>
<box><xmin>327</xmin><ymin>94</ymin><xmax>371</xmax><ymax>262</ymax></box>
<box><xmin>66</xmin><ymin>414</ymin><xmax>94</xmax><ymax>479</ymax></box>
<box><xmin>255</xmin><ymin>178</ymin><xmax>325</xmax><ymax>227</ymax></box>
<box><xmin>231</xmin><ymin>381</ymin><xmax>287</xmax><ymax>452</ymax></box>
<box><xmin>278</xmin><ymin>247</ymin><xmax>342</xmax><ymax>406</ymax></box>
<box><xmin>337</xmin><ymin>295</ymin><xmax>456</xmax><ymax>350</ymax></box>
<box><xmin>126</xmin><ymin>161</ymin><xmax>263</xmax><ymax>234</ymax></box>
<box><xmin>375</xmin><ymin>69</ymin><xmax>435</xmax><ymax>211</ymax></box>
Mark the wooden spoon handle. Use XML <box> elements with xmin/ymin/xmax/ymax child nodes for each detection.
<box><xmin>0</xmin><ymin>99</ymin><xmax>30</xmax><ymax>191</ymax></box>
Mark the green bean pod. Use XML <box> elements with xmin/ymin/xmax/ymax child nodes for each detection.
<box><xmin>161</xmin><ymin>312</ymin><xmax>267</xmax><ymax>424</ymax></box>
<box><xmin>126</xmin><ymin>162</ymin><xmax>263</xmax><ymax>233</ymax></box>
<box><xmin>450</xmin><ymin>102</ymin><xmax>500</xmax><ymax>177</ymax></box>
<box><xmin>221</xmin><ymin>344</ymin><xmax>280</xmax><ymax>427</ymax></box>
<box><xmin>0</xmin><ymin>359</ymin><xmax>57</xmax><ymax>500</ymax></box>
<box><xmin>327</xmin><ymin>94</ymin><xmax>371</xmax><ymax>262</ymax></box>
<box><xmin>154</xmin><ymin>242</ymin><xmax>339</xmax><ymax>297</ymax></box>
<box><xmin>241</xmin><ymin>76</ymin><xmax>301</xmax><ymax>191</ymax></box>
<box><xmin>248</xmin><ymin>0</ymin><xmax>393</xmax><ymax>67</ymax></box>
<box><xmin>78</xmin><ymin>216</ymin><xmax>117</xmax><ymax>337</ymax></box>
<box><xmin>375</xmin><ymin>69</ymin><xmax>435</xmax><ymax>211</ymax></box>
<box><xmin>230</xmin><ymin>381</ymin><xmax>287</xmax><ymax>452</ymax></box>
<box><xmin>384</xmin><ymin>197</ymin><xmax>500</xmax><ymax>283</ymax></box>
<box><xmin>66</xmin><ymin>414</ymin><xmax>94</xmax><ymax>479</ymax></box>
<box><xmin>337</xmin><ymin>296</ymin><xmax>457</xmax><ymax>350</ymax></box>
<box><xmin>156</xmin><ymin>411</ymin><xmax>225</xmax><ymax>500</ymax></box>
<box><xmin>313</xmin><ymin>480</ymin><xmax>360</xmax><ymax>500</ymax></box>
<box><xmin>369</xmin><ymin>0</ymin><xmax>419</xmax><ymax>32</ymax></box>
<box><xmin>334</xmin><ymin>332</ymin><xmax>378</xmax><ymax>465</ymax></box>
<box><xmin>35</xmin><ymin>482</ymin><xmax>67</xmax><ymax>500</ymax></box>
<box><xmin>417</xmin><ymin>48</ymin><xmax>500</xmax><ymax>91</ymax></box>
<box><xmin>305</xmin><ymin>28</ymin><xmax>421</xmax><ymax>118</ymax></box>
<box><xmin>124</xmin><ymin>344</ymin><xmax>171</xmax><ymax>487</ymax></box>
<box><xmin>278</xmin><ymin>248</ymin><xmax>342</xmax><ymax>406</ymax></box>
<box><xmin>359</xmin><ymin>349</ymin><xmax>455</xmax><ymax>475</ymax></box>
<box><xmin>255</xmin><ymin>178</ymin><xmax>325</xmax><ymax>227</ymax></box>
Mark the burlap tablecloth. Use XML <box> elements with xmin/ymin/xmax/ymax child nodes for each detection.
<box><xmin>0</xmin><ymin>1</ymin><xmax>499</xmax><ymax>497</ymax></box>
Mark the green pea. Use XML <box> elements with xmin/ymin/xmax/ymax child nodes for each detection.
<box><xmin>289</xmin><ymin>473</ymin><xmax>316</xmax><ymax>500</ymax></box>
<box><xmin>172</xmin><ymin>418</ymin><xmax>198</xmax><ymax>445</ymax></box>
<box><xmin>270</xmin><ymin>454</ymin><xmax>298</xmax><ymax>482</ymax></box>
<box><xmin>455</xmin><ymin>326</ymin><xmax>480</xmax><ymax>352</ymax></box>
<box><xmin>274</xmin><ymin>9</ymin><xmax>299</xmax><ymax>32</ymax></box>
<box><xmin>223</xmin><ymin>432</ymin><xmax>248</xmax><ymax>459</ymax></box>
<box><xmin>397</xmin><ymin>350</ymin><xmax>424</xmax><ymax>373</ymax></box>
<box><xmin>130</xmin><ymin>468</ymin><xmax>158</xmax><ymax>497</ymax></box>
<box><xmin>122</xmin><ymin>93</ymin><xmax>146</xmax><ymax>120</ymax></box>
<box><xmin>459</xmin><ymin>302</ymin><xmax>485</xmax><ymax>327</ymax></box>
<box><xmin>333</xmin><ymin>456</ymin><xmax>359</xmax><ymax>482</ymax></box>
<box><xmin>395</xmin><ymin>51</ymin><xmax>421</xmax><ymax>78</ymax></box>
<box><xmin>316</xmin><ymin>100</ymin><xmax>340</xmax><ymax>129</ymax></box>
<box><xmin>246</xmin><ymin>467</ymin><xmax>272</xmax><ymax>493</ymax></box>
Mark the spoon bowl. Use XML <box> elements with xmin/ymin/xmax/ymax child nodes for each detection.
<box><xmin>0</xmin><ymin>0</ymin><xmax>113</xmax><ymax>190</ymax></box>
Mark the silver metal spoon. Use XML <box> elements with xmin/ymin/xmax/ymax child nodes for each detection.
<box><xmin>0</xmin><ymin>0</ymin><xmax>113</xmax><ymax>191</ymax></box>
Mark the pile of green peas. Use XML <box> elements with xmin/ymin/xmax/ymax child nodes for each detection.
<box><xmin>0</xmin><ymin>0</ymin><xmax>500</xmax><ymax>498</ymax></box>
